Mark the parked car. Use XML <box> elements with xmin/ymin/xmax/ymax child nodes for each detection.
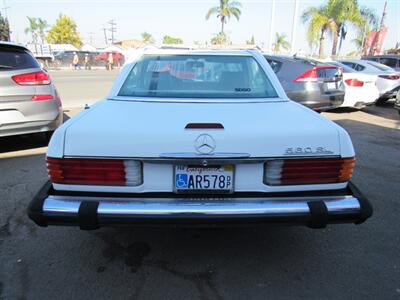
<box><xmin>28</xmin><ymin>49</ymin><xmax>372</xmax><ymax>230</ymax></box>
<box><xmin>362</xmin><ymin>54</ymin><xmax>400</xmax><ymax>72</ymax></box>
<box><xmin>339</xmin><ymin>59</ymin><xmax>400</xmax><ymax>103</ymax></box>
<box><xmin>264</xmin><ymin>55</ymin><xmax>344</xmax><ymax>111</ymax></box>
<box><xmin>0</xmin><ymin>42</ymin><xmax>63</xmax><ymax>138</ymax></box>
<box><xmin>328</xmin><ymin>61</ymin><xmax>379</xmax><ymax>108</ymax></box>
<box><xmin>94</xmin><ymin>51</ymin><xmax>125</xmax><ymax>66</ymax></box>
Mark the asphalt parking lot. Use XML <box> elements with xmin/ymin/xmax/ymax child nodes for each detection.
<box><xmin>0</xmin><ymin>70</ymin><xmax>399</xmax><ymax>299</ymax></box>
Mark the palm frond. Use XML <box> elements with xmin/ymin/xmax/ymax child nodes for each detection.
<box><xmin>206</xmin><ymin>6</ymin><xmax>220</xmax><ymax>20</ymax></box>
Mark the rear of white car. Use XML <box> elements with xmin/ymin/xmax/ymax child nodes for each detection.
<box><xmin>340</xmin><ymin>59</ymin><xmax>400</xmax><ymax>102</ymax></box>
<box><xmin>0</xmin><ymin>42</ymin><xmax>63</xmax><ymax>137</ymax></box>
<box><xmin>341</xmin><ymin>72</ymin><xmax>379</xmax><ymax>108</ymax></box>
<box><xmin>28</xmin><ymin>50</ymin><xmax>372</xmax><ymax>229</ymax></box>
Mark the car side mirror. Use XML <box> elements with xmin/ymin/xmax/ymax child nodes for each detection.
<box><xmin>396</xmin><ymin>90</ymin><xmax>400</xmax><ymax>101</ymax></box>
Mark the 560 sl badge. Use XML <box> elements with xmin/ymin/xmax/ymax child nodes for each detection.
<box><xmin>284</xmin><ymin>147</ymin><xmax>334</xmax><ymax>155</ymax></box>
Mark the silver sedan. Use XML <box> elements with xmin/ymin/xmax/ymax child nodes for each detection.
<box><xmin>0</xmin><ymin>42</ymin><xmax>63</xmax><ymax>138</ymax></box>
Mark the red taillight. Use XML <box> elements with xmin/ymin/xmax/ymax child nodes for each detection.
<box><xmin>292</xmin><ymin>66</ymin><xmax>339</xmax><ymax>82</ymax></box>
<box><xmin>379</xmin><ymin>74</ymin><xmax>400</xmax><ymax>80</ymax></box>
<box><xmin>345</xmin><ymin>78</ymin><xmax>364</xmax><ymax>87</ymax></box>
<box><xmin>46</xmin><ymin>157</ymin><xmax>142</xmax><ymax>186</ymax></box>
<box><xmin>32</xmin><ymin>94</ymin><xmax>54</xmax><ymax>101</ymax></box>
<box><xmin>12</xmin><ymin>71</ymin><xmax>51</xmax><ymax>85</ymax></box>
<box><xmin>264</xmin><ymin>157</ymin><xmax>355</xmax><ymax>185</ymax></box>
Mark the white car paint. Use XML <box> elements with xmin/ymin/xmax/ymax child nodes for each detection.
<box><xmin>340</xmin><ymin>72</ymin><xmax>379</xmax><ymax>108</ymax></box>
<box><xmin>340</xmin><ymin>59</ymin><xmax>400</xmax><ymax>97</ymax></box>
<box><xmin>47</xmin><ymin>49</ymin><xmax>355</xmax><ymax>194</ymax></box>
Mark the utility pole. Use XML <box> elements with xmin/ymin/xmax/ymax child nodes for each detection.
<box><xmin>88</xmin><ymin>32</ymin><xmax>95</xmax><ymax>45</ymax></box>
<box><xmin>268</xmin><ymin>0</ymin><xmax>276</xmax><ymax>53</ymax></box>
<box><xmin>108</xmin><ymin>19</ymin><xmax>116</xmax><ymax>44</ymax></box>
<box><xmin>102</xmin><ymin>26</ymin><xmax>108</xmax><ymax>45</ymax></box>
<box><xmin>290</xmin><ymin>0</ymin><xmax>299</xmax><ymax>54</ymax></box>
<box><xmin>2</xmin><ymin>0</ymin><xmax>9</xmax><ymax>18</ymax></box>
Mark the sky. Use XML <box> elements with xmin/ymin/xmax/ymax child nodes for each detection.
<box><xmin>5</xmin><ymin>0</ymin><xmax>400</xmax><ymax>55</ymax></box>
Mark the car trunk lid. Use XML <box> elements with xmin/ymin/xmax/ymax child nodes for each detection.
<box><xmin>63</xmin><ymin>99</ymin><xmax>341</xmax><ymax>158</ymax></box>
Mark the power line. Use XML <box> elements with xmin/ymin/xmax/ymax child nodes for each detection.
<box><xmin>108</xmin><ymin>19</ymin><xmax>116</xmax><ymax>44</ymax></box>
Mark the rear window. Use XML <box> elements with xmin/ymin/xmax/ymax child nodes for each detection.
<box><xmin>118</xmin><ymin>55</ymin><xmax>278</xmax><ymax>99</ymax></box>
<box><xmin>328</xmin><ymin>61</ymin><xmax>355</xmax><ymax>73</ymax></box>
<box><xmin>0</xmin><ymin>49</ymin><xmax>40</xmax><ymax>71</ymax></box>
<box><xmin>265</xmin><ymin>58</ymin><xmax>282</xmax><ymax>73</ymax></box>
<box><xmin>365</xmin><ymin>60</ymin><xmax>394</xmax><ymax>72</ymax></box>
<box><xmin>379</xmin><ymin>58</ymin><xmax>398</xmax><ymax>68</ymax></box>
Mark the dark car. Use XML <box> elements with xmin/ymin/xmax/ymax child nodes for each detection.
<box><xmin>362</xmin><ymin>55</ymin><xmax>400</xmax><ymax>72</ymax></box>
<box><xmin>264</xmin><ymin>55</ymin><xmax>344</xmax><ymax>111</ymax></box>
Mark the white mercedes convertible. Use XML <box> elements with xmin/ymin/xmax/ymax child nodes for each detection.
<box><xmin>28</xmin><ymin>50</ymin><xmax>372</xmax><ymax>229</ymax></box>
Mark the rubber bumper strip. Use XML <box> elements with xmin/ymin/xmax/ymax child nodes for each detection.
<box><xmin>348</xmin><ymin>181</ymin><xmax>373</xmax><ymax>224</ymax></box>
<box><xmin>78</xmin><ymin>201</ymin><xmax>99</xmax><ymax>230</ymax></box>
<box><xmin>307</xmin><ymin>201</ymin><xmax>329</xmax><ymax>229</ymax></box>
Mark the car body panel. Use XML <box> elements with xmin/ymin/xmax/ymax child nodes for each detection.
<box><xmin>0</xmin><ymin>42</ymin><xmax>62</xmax><ymax>137</ymax></box>
<box><xmin>264</xmin><ymin>55</ymin><xmax>345</xmax><ymax>110</ymax></box>
<box><xmin>340</xmin><ymin>59</ymin><xmax>400</xmax><ymax>98</ymax></box>
<box><xmin>60</xmin><ymin>99</ymin><xmax>343</xmax><ymax>158</ymax></box>
<box><xmin>341</xmin><ymin>73</ymin><xmax>379</xmax><ymax>108</ymax></box>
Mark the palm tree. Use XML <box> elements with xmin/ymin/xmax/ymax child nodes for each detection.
<box><xmin>272</xmin><ymin>33</ymin><xmax>290</xmax><ymax>53</ymax></box>
<box><xmin>37</xmin><ymin>18</ymin><xmax>49</xmax><ymax>44</ymax></box>
<box><xmin>358</xmin><ymin>6</ymin><xmax>379</xmax><ymax>55</ymax></box>
<box><xmin>301</xmin><ymin>6</ymin><xmax>334</xmax><ymax>57</ymax></box>
<box><xmin>326</xmin><ymin>0</ymin><xmax>365</xmax><ymax>57</ymax></box>
<box><xmin>141</xmin><ymin>32</ymin><xmax>154</xmax><ymax>44</ymax></box>
<box><xmin>25</xmin><ymin>17</ymin><xmax>38</xmax><ymax>44</ymax></box>
<box><xmin>205</xmin><ymin>0</ymin><xmax>242</xmax><ymax>34</ymax></box>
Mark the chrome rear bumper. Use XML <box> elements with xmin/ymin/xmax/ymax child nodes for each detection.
<box><xmin>28</xmin><ymin>181</ymin><xmax>372</xmax><ymax>229</ymax></box>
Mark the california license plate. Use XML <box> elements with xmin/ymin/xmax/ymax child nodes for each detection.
<box><xmin>174</xmin><ymin>165</ymin><xmax>234</xmax><ymax>193</ymax></box>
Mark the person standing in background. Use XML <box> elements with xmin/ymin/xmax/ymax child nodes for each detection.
<box><xmin>72</xmin><ymin>52</ymin><xmax>80</xmax><ymax>70</ymax></box>
<box><xmin>84</xmin><ymin>54</ymin><xmax>91</xmax><ymax>70</ymax></box>
<box><xmin>107</xmin><ymin>52</ymin><xmax>113</xmax><ymax>71</ymax></box>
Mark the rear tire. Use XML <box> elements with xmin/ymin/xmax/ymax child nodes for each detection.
<box><xmin>375</xmin><ymin>97</ymin><xmax>387</xmax><ymax>105</ymax></box>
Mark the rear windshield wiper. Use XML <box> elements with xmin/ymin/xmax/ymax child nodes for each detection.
<box><xmin>0</xmin><ymin>65</ymin><xmax>14</xmax><ymax>69</ymax></box>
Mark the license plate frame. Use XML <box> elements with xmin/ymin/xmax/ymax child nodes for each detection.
<box><xmin>174</xmin><ymin>165</ymin><xmax>235</xmax><ymax>194</ymax></box>
<box><xmin>324</xmin><ymin>81</ymin><xmax>338</xmax><ymax>91</ymax></box>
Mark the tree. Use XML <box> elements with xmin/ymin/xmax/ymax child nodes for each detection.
<box><xmin>163</xmin><ymin>35</ymin><xmax>183</xmax><ymax>44</ymax></box>
<box><xmin>37</xmin><ymin>18</ymin><xmax>49</xmax><ymax>43</ymax></box>
<box><xmin>302</xmin><ymin>0</ymin><xmax>375</xmax><ymax>57</ymax></box>
<box><xmin>272</xmin><ymin>33</ymin><xmax>290</xmax><ymax>53</ymax></box>
<box><xmin>141</xmin><ymin>32</ymin><xmax>154</xmax><ymax>44</ymax></box>
<box><xmin>211</xmin><ymin>32</ymin><xmax>229</xmax><ymax>45</ymax></box>
<box><xmin>0</xmin><ymin>13</ymin><xmax>10</xmax><ymax>41</ymax></box>
<box><xmin>46</xmin><ymin>14</ymin><xmax>82</xmax><ymax>48</ymax></box>
<box><xmin>325</xmin><ymin>0</ymin><xmax>365</xmax><ymax>57</ymax></box>
<box><xmin>246</xmin><ymin>35</ymin><xmax>255</xmax><ymax>45</ymax></box>
<box><xmin>358</xmin><ymin>6</ymin><xmax>379</xmax><ymax>55</ymax></box>
<box><xmin>206</xmin><ymin>0</ymin><xmax>242</xmax><ymax>34</ymax></box>
<box><xmin>302</xmin><ymin>5</ymin><xmax>334</xmax><ymax>57</ymax></box>
<box><xmin>25</xmin><ymin>16</ymin><xmax>39</xmax><ymax>44</ymax></box>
